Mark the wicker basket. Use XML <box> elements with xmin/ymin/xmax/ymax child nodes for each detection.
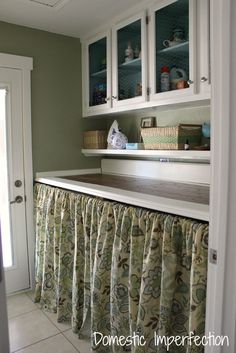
<box><xmin>141</xmin><ymin>124</ymin><xmax>202</xmax><ymax>150</ymax></box>
<box><xmin>83</xmin><ymin>130</ymin><xmax>107</xmax><ymax>149</ymax></box>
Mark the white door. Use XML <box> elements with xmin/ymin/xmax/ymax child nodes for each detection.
<box><xmin>0</xmin><ymin>67</ymin><xmax>30</xmax><ymax>294</ymax></box>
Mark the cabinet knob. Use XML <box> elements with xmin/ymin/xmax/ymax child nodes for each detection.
<box><xmin>201</xmin><ymin>77</ymin><xmax>208</xmax><ymax>82</ymax></box>
<box><xmin>105</xmin><ymin>97</ymin><xmax>110</xmax><ymax>102</ymax></box>
<box><xmin>15</xmin><ymin>180</ymin><xmax>22</xmax><ymax>187</ymax></box>
<box><xmin>187</xmin><ymin>79</ymin><xmax>194</xmax><ymax>85</ymax></box>
<box><xmin>112</xmin><ymin>95</ymin><xmax>117</xmax><ymax>100</ymax></box>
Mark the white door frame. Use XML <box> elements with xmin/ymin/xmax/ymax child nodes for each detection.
<box><xmin>0</xmin><ymin>226</ymin><xmax>10</xmax><ymax>353</ymax></box>
<box><xmin>205</xmin><ymin>0</ymin><xmax>232</xmax><ymax>352</ymax></box>
<box><xmin>0</xmin><ymin>53</ymin><xmax>34</xmax><ymax>291</ymax></box>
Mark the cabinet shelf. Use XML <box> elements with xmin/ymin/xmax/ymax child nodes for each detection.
<box><xmin>158</xmin><ymin>41</ymin><xmax>189</xmax><ymax>56</ymax></box>
<box><xmin>90</xmin><ymin>69</ymin><xmax>107</xmax><ymax>79</ymax></box>
<box><xmin>119</xmin><ymin>58</ymin><xmax>141</xmax><ymax>71</ymax></box>
<box><xmin>82</xmin><ymin>149</ymin><xmax>210</xmax><ymax>163</ymax></box>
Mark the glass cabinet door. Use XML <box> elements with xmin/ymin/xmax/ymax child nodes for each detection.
<box><xmin>112</xmin><ymin>13</ymin><xmax>147</xmax><ymax>106</ymax></box>
<box><xmin>151</xmin><ymin>0</ymin><xmax>195</xmax><ymax>98</ymax></box>
<box><xmin>87</xmin><ymin>34</ymin><xmax>110</xmax><ymax>110</ymax></box>
<box><xmin>198</xmin><ymin>0</ymin><xmax>211</xmax><ymax>95</ymax></box>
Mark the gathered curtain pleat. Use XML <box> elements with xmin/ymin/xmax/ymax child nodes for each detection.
<box><xmin>34</xmin><ymin>183</ymin><xmax>208</xmax><ymax>353</ymax></box>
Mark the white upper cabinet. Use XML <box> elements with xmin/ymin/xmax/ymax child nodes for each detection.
<box><xmin>81</xmin><ymin>0</ymin><xmax>211</xmax><ymax>117</ymax></box>
<box><xmin>149</xmin><ymin>0</ymin><xmax>197</xmax><ymax>102</ymax></box>
<box><xmin>112</xmin><ymin>11</ymin><xmax>148</xmax><ymax>107</ymax></box>
<box><xmin>82</xmin><ymin>13</ymin><xmax>148</xmax><ymax>116</ymax></box>
<box><xmin>82</xmin><ymin>30</ymin><xmax>112</xmax><ymax>115</ymax></box>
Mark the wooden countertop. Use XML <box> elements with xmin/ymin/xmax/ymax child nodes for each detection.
<box><xmin>35</xmin><ymin>172</ymin><xmax>210</xmax><ymax>221</ymax></box>
<box><xmin>64</xmin><ymin>174</ymin><xmax>209</xmax><ymax>205</ymax></box>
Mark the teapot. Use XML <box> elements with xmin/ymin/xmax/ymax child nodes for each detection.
<box><xmin>173</xmin><ymin>28</ymin><xmax>185</xmax><ymax>41</ymax></box>
<box><xmin>163</xmin><ymin>28</ymin><xmax>185</xmax><ymax>48</ymax></box>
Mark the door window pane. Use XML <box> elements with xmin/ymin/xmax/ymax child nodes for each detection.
<box><xmin>0</xmin><ymin>89</ymin><xmax>13</xmax><ymax>268</ymax></box>
<box><xmin>155</xmin><ymin>0</ymin><xmax>189</xmax><ymax>93</ymax></box>
<box><xmin>117</xmin><ymin>19</ymin><xmax>142</xmax><ymax>100</ymax></box>
<box><xmin>89</xmin><ymin>37</ymin><xmax>107</xmax><ymax>107</ymax></box>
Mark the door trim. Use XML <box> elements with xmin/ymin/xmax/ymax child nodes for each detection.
<box><xmin>205</xmin><ymin>0</ymin><xmax>231</xmax><ymax>352</ymax></box>
<box><xmin>0</xmin><ymin>53</ymin><xmax>34</xmax><ymax>291</ymax></box>
<box><xmin>0</xmin><ymin>53</ymin><xmax>32</xmax><ymax>71</ymax></box>
<box><xmin>0</xmin><ymin>226</ymin><xmax>10</xmax><ymax>353</ymax></box>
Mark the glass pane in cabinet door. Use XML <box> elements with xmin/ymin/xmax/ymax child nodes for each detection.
<box><xmin>117</xmin><ymin>19</ymin><xmax>142</xmax><ymax>101</ymax></box>
<box><xmin>89</xmin><ymin>37</ymin><xmax>107</xmax><ymax>107</ymax></box>
<box><xmin>156</xmin><ymin>0</ymin><xmax>189</xmax><ymax>94</ymax></box>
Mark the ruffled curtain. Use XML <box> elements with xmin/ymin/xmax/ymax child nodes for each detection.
<box><xmin>34</xmin><ymin>183</ymin><xmax>208</xmax><ymax>353</ymax></box>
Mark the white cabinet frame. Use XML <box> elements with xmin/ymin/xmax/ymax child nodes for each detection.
<box><xmin>112</xmin><ymin>11</ymin><xmax>148</xmax><ymax>108</ymax></box>
<box><xmin>82</xmin><ymin>30</ymin><xmax>112</xmax><ymax>116</ymax></box>
<box><xmin>197</xmin><ymin>0</ymin><xmax>211</xmax><ymax>95</ymax></box>
<box><xmin>149</xmin><ymin>0</ymin><xmax>197</xmax><ymax>103</ymax></box>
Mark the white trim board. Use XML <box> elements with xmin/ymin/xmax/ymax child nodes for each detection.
<box><xmin>0</xmin><ymin>53</ymin><xmax>33</xmax><ymax>71</ymax></box>
<box><xmin>101</xmin><ymin>159</ymin><xmax>210</xmax><ymax>185</ymax></box>
<box><xmin>22</xmin><ymin>68</ymin><xmax>34</xmax><ymax>291</ymax></box>
<box><xmin>35</xmin><ymin>176</ymin><xmax>209</xmax><ymax>221</ymax></box>
<box><xmin>35</xmin><ymin>168</ymin><xmax>101</xmax><ymax>178</ymax></box>
<box><xmin>204</xmin><ymin>0</ymin><xmax>231</xmax><ymax>352</ymax></box>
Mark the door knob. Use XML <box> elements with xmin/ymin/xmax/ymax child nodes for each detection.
<box><xmin>10</xmin><ymin>196</ymin><xmax>23</xmax><ymax>204</ymax></box>
<box><xmin>201</xmin><ymin>77</ymin><xmax>208</xmax><ymax>82</ymax></box>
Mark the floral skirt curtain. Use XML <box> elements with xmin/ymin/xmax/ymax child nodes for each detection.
<box><xmin>34</xmin><ymin>183</ymin><xmax>208</xmax><ymax>353</ymax></box>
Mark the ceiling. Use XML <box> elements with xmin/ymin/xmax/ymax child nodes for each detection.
<box><xmin>0</xmin><ymin>0</ymin><xmax>145</xmax><ymax>38</ymax></box>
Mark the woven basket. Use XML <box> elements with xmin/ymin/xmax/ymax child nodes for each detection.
<box><xmin>141</xmin><ymin>124</ymin><xmax>202</xmax><ymax>150</ymax></box>
<box><xmin>83</xmin><ymin>130</ymin><xmax>107</xmax><ymax>149</ymax></box>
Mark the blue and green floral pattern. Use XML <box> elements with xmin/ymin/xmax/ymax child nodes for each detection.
<box><xmin>34</xmin><ymin>183</ymin><xmax>208</xmax><ymax>353</ymax></box>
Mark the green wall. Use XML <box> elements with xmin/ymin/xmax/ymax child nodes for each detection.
<box><xmin>0</xmin><ymin>20</ymin><xmax>104</xmax><ymax>173</ymax></box>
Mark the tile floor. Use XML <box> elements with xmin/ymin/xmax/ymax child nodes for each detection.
<box><xmin>7</xmin><ymin>291</ymin><xmax>91</xmax><ymax>353</ymax></box>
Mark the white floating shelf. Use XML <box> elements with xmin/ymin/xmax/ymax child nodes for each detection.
<box><xmin>81</xmin><ymin>149</ymin><xmax>211</xmax><ymax>163</ymax></box>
